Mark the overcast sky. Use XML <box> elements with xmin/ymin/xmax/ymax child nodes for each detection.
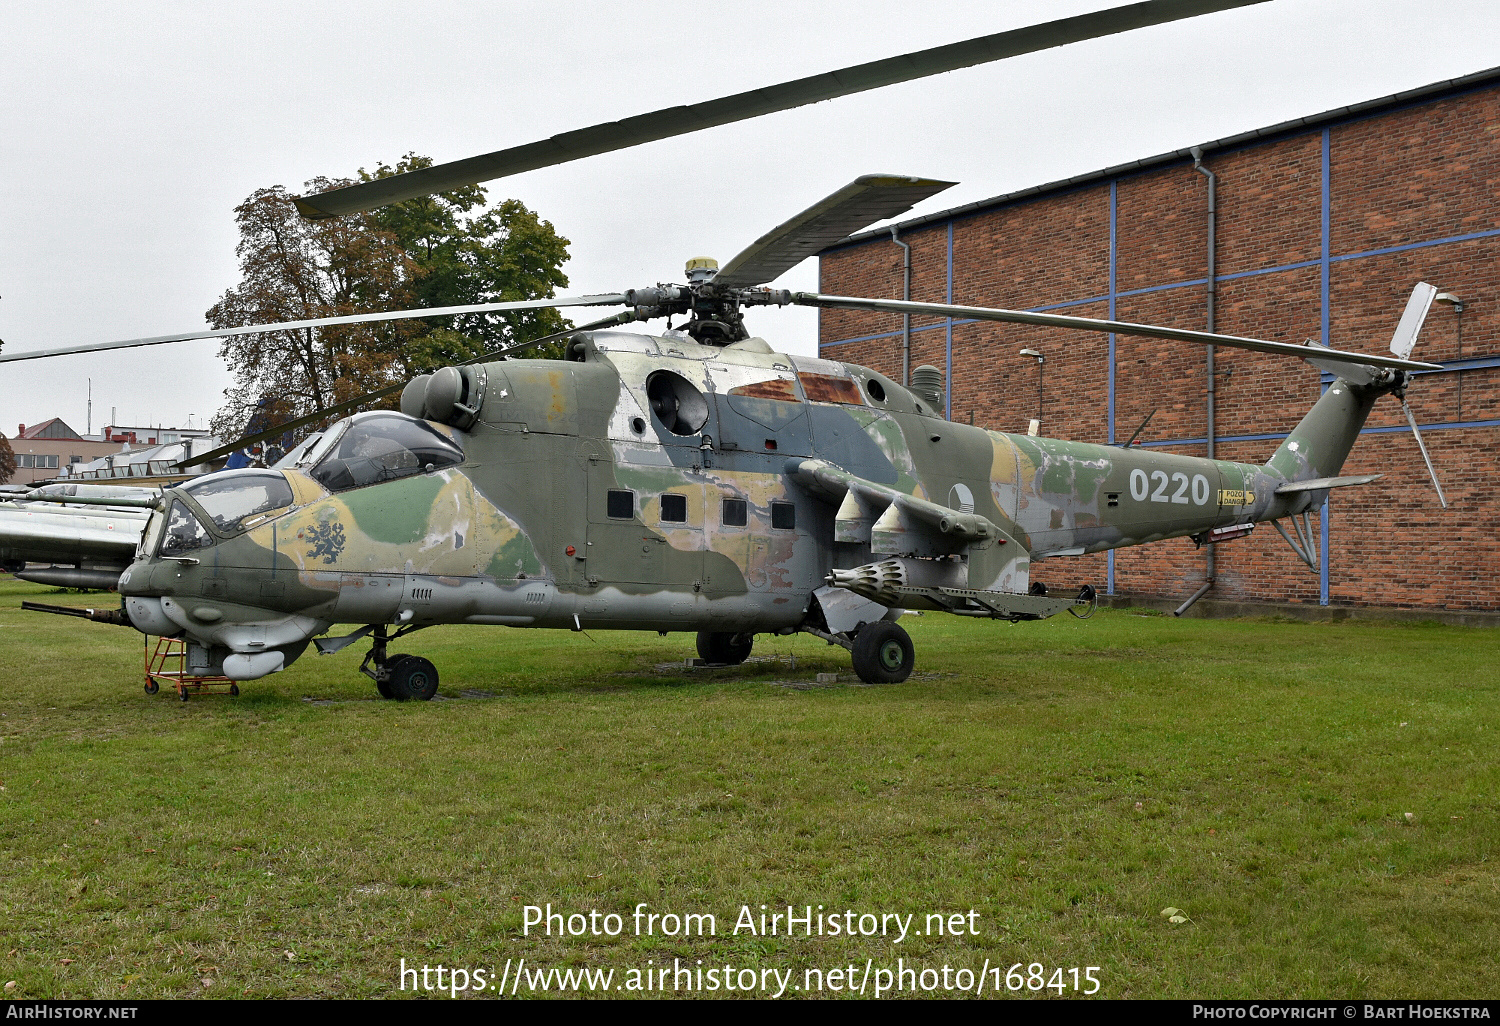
<box><xmin>3</xmin><ymin>0</ymin><xmax>1498</xmax><ymax>437</ymax></box>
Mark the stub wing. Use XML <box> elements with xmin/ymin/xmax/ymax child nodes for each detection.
<box><xmin>785</xmin><ymin>458</ymin><xmax>1003</xmax><ymax>556</ymax></box>
<box><xmin>787</xmin><ymin>459</ymin><xmax>1077</xmax><ymax>620</ymax></box>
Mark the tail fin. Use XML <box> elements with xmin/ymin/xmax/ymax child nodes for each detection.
<box><xmin>1269</xmin><ymin>282</ymin><xmax>1440</xmax><ymax>486</ymax></box>
<box><xmin>1264</xmin><ymin>377</ymin><xmax>1383</xmax><ymax>485</ymax></box>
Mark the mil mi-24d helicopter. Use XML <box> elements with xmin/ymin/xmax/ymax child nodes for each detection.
<box><xmin>0</xmin><ymin>0</ymin><xmax>1451</xmax><ymax>698</ymax></box>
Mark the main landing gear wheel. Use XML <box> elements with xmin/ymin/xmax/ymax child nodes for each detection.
<box><xmin>375</xmin><ymin>653</ymin><xmax>413</xmax><ymax>700</ymax></box>
<box><xmin>850</xmin><ymin>621</ymin><xmax>915</xmax><ymax>685</ymax></box>
<box><xmin>697</xmin><ymin>631</ymin><xmax>753</xmax><ymax>665</ymax></box>
<box><xmin>388</xmin><ymin>655</ymin><xmax>439</xmax><ymax>701</ymax></box>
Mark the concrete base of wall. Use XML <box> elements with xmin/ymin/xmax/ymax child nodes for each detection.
<box><xmin>1101</xmin><ymin>592</ymin><xmax>1500</xmax><ymax>628</ymax></box>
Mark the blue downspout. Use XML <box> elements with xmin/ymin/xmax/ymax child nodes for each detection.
<box><xmin>1107</xmin><ymin>179</ymin><xmax>1118</xmax><ymax>596</ymax></box>
<box><xmin>1319</xmin><ymin>127</ymin><xmax>1332</xmax><ymax>606</ymax></box>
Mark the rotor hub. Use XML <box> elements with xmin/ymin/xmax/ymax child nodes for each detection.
<box><xmin>684</xmin><ymin>257</ymin><xmax>719</xmax><ymax>283</ymax></box>
<box><xmin>623</xmin><ymin>280</ymin><xmax>792</xmax><ymax>346</ymax></box>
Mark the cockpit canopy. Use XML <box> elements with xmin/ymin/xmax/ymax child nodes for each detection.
<box><xmin>148</xmin><ymin>469</ymin><xmax>296</xmax><ymax>557</ymax></box>
<box><xmin>138</xmin><ymin>414</ymin><xmax>464</xmax><ymax>560</ymax></box>
<box><xmin>181</xmin><ymin>471</ymin><xmax>294</xmax><ymax>532</ymax></box>
<box><xmin>275</xmin><ymin>411</ymin><xmax>465</xmax><ymax>492</ymax></box>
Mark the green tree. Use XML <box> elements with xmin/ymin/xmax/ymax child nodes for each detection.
<box><xmin>208</xmin><ymin>177</ymin><xmax>420</xmax><ymax>443</ymax></box>
<box><xmin>208</xmin><ymin>159</ymin><xmax>571</xmax><ymax>444</ymax></box>
<box><xmin>364</xmin><ymin>153</ymin><xmax>573</xmax><ymax>365</ymax></box>
<box><xmin>0</xmin><ymin>433</ymin><xmax>14</xmax><ymax>485</ymax></box>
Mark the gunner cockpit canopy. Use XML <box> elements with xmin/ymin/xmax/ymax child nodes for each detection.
<box><xmin>276</xmin><ymin>411</ymin><xmax>465</xmax><ymax>492</ymax></box>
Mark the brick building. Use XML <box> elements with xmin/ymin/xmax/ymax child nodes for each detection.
<box><xmin>7</xmin><ymin>419</ymin><xmax>121</xmax><ymax>486</ymax></box>
<box><xmin>817</xmin><ymin>69</ymin><xmax>1499</xmax><ymax>615</ymax></box>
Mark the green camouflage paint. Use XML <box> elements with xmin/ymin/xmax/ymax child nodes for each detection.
<box><xmin>111</xmin><ymin>328</ymin><xmax>1398</xmax><ymax>682</ymax></box>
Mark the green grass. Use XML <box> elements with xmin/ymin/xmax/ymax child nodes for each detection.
<box><xmin>1</xmin><ymin>577</ymin><xmax>1497</xmax><ymax>999</ymax></box>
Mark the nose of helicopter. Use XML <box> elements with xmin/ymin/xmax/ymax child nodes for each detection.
<box><xmin>114</xmin><ymin>469</ymin><xmax>309</xmax><ymax>639</ymax></box>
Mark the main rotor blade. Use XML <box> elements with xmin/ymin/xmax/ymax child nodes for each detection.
<box><xmin>174</xmin><ymin>311</ymin><xmax>637</xmax><ymax>471</ymax></box>
<box><xmin>293</xmin><ymin>0</ymin><xmax>1269</xmax><ymax>218</ymax></box>
<box><xmin>0</xmin><ymin>294</ymin><xmax>629</xmax><ymax>364</ymax></box>
<box><xmin>714</xmin><ymin>175</ymin><xmax>956</xmax><ymax>288</ymax></box>
<box><xmin>792</xmin><ymin>293</ymin><xmax>1444</xmax><ymax>373</ymax></box>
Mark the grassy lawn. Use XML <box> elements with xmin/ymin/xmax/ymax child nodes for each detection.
<box><xmin>0</xmin><ymin>576</ymin><xmax>1496</xmax><ymax>999</ymax></box>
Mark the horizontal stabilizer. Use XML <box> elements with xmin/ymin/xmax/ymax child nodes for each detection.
<box><xmin>1274</xmin><ymin>473</ymin><xmax>1382</xmax><ymax>494</ymax></box>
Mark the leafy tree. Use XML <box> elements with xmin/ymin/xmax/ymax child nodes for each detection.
<box><xmin>208</xmin><ymin>159</ymin><xmax>572</xmax><ymax>444</ymax></box>
<box><xmin>0</xmin><ymin>433</ymin><xmax>14</xmax><ymax>485</ymax></box>
<box><xmin>208</xmin><ymin>178</ymin><xmax>419</xmax><ymax>444</ymax></box>
<box><xmin>364</xmin><ymin>154</ymin><xmax>573</xmax><ymax>366</ymax></box>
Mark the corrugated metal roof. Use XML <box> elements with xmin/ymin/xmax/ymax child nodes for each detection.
<box><xmin>826</xmin><ymin>65</ymin><xmax>1500</xmax><ymax>253</ymax></box>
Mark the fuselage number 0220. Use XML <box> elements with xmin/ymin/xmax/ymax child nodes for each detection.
<box><xmin>1128</xmin><ymin>469</ymin><xmax>1211</xmax><ymax>506</ymax></box>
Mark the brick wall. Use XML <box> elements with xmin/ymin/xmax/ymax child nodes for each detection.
<box><xmin>819</xmin><ymin>82</ymin><xmax>1500</xmax><ymax>612</ymax></box>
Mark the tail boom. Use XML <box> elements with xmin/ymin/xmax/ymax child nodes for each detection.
<box><xmin>1256</xmin><ymin>374</ymin><xmax>1393</xmax><ymax>517</ymax></box>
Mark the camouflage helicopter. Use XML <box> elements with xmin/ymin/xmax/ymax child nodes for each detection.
<box><xmin>0</xmin><ymin>0</ymin><xmax>1447</xmax><ymax>697</ymax></box>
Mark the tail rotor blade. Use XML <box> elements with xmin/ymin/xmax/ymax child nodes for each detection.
<box><xmin>1401</xmin><ymin>400</ymin><xmax>1449</xmax><ymax>509</ymax></box>
<box><xmin>1390</xmin><ymin>282</ymin><xmax>1438</xmax><ymax>360</ymax></box>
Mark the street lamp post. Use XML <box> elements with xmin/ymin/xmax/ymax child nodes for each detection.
<box><xmin>1019</xmin><ymin>348</ymin><xmax>1044</xmax><ymax>435</ymax></box>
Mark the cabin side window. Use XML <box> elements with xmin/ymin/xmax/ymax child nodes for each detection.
<box><xmin>770</xmin><ymin>500</ymin><xmax>795</xmax><ymax>530</ymax></box>
<box><xmin>721</xmin><ymin>497</ymin><xmax>748</xmax><ymax>527</ymax></box>
<box><xmin>607</xmin><ymin>489</ymin><xmax>635</xmax><ymax>520</ymax></box>
<box><xmin>659</xmin><ymin>494</ymin><xmax>687</xmax><ymax>523</ymax></box>
<box><xmin>181</xmin><ymin>471</ymin><xmax>294</xmax><ymax>533</ymax></box>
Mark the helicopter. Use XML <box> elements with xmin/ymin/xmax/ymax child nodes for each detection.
<box><xmin>0</xmin><ymin>0</ymin><xmax>1448</xmax><ymax>697</ymax></box>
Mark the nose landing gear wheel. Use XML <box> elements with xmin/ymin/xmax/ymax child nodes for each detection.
<box><xmin>388</xmin><ymin>656</ymin><xmax>439</xmax><ymax>701</ymax></box>
<box><xmin>696</xmin><ymin>631</ymin><xmax>754</xmax><ymax>665</ymax></box>
<box><xmin>850</xmin><ymin>621</ymin><xmax>915</xmax><ymax>684</ymax></box>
